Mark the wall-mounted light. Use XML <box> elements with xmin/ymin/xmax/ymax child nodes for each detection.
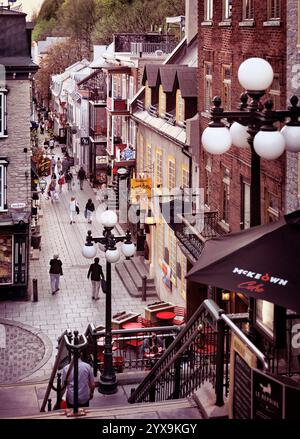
<box><xmin>222</xmin><ymin>290</ymin><xmax>230</xmax><ymax>302</ymax></box>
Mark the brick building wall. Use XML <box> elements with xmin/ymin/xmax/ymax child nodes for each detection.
<box><xmin>198</xmin><ymin>0</ymin><xmax>287</xmax><ymax>231</ymax></box>
<box><xmin>2</xmin><ymin>80</ymin><xmax>32</xmax><ymax>215</ymax></box>
<box><xmin>286</xmin><ymin>0</ymin><xmax>300</xmax><ymax>213</ymax></box>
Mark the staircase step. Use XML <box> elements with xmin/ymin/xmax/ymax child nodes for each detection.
<box><xmin>132</xmin><ymin>256</ymin><xmax>150</xmax><ymax>277</ymax></box>
<box><xmin>123</xmin><ymin>260</ymin><xmax>155</xmax><ymax>291</ymax></box>
<box><xmin>15</xmin><ymin>398</ymin><xmax>201</xmax><ymax>419</ymax></box>
<box><xmin>115</xmin><ymin>263</ymin><xmax>158</xmax><ymax>299</ymax></box>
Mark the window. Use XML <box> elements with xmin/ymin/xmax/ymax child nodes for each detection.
<box><xmin>267</xmin><ymin>0</ymin><xmax>280</xmax><ymax>19</ymax></box>
<box><xmin>204</xmin><ymin>0</ymin><xmax>213</xmax><ymax>21</ymax></box>
<box><xmin>112</xmin><ymin>74</ymin><xmax>122</xmax><ymax>99</ymax></box>
<box><xmin>158</xmin><ymin>85</ymin><xmax>166</xmax><ymax>117</ymax></box>
<box><xmin>138</xmin><ymin>132</ymin><xmax>144</xmax><ymax>174</ymax></box>
<box><xmin>223</xmin><ymin>0</ymin><xmax>232</xmax><ymax>20</ymax></box>
<box><xmin>0</xmin><ymin>234</ymin><xmax>13</xmax><ymax>284</ymax></box>
<box><xmin>268</xmin><ymin>73</ymin><xmax>280</xmax><ymax>110</ymax></box>
<box><xmin>176</xmin><ymin>90</ymin><xmax>185</xmax><ymax>126</ymax></box>
<box><xmin>121</xmin><ymin>74</ymin><xmax>127</xmax><ymax>100</ymax></box>
<box><xmin>181</xmin><ymin>166</ymin><xmax>189</xmax><ymax>189</ymax></box>
<box><xmin>265</xmin><ymin>191</ymin><xmax>280</xmax><ymax>223</ymax></box>
<box><xmin>0</xmin><ymin>89</ymin><xmax>8</xmax><ymax>136</ymax></box>
<box><xmin>157</xmin><ymin>221</ymin><xmax>165</xmax><ymax>265</ymax></box>
<box><xmin>205</xmin><ymin>157</ymin><xmax>212</xmax><ymax>206</ymax></box>
<box><xmin>0</xmin><ymin>159</ymin><xmax>8</xmax><ymax>211</ymax></box>
<box><xmin>146</xmin><ymin>144</ymin><xmax>152</xmax><ymax>176</ymax></box>
<box><xmin>169</xmin><ymin>229</ymin><xmax>177</xmax><ymax>286</ymax></box>
<box><xmin>222</xmin><ymin>65</ymin><xmax>231</xmax><ymax>111</ymax></box>
<box><xmin>204</xmin><ymin>62</ymin><xmax>213</xmax><ymax>112</ymax></box>
<box><xmin>243</xmin><ymin>0</ymin><xmax>254</xmax><ymax>20</ymax></box>
<box><xmin>241</xmin><ymin>180</ymin><xmax>250</xmax><ymax>229</ymax></box>
<box><xmin>221</xmin><ymin>168</ymin><xmax>230</xmax><ymax>224</ymax></box>
<box><xmin>168</xmin><ymin>158</ymin><xmax>176</xmax><ymax>190</ymax></box>
<box><xmin>155</xmin><ymin>149</ymin><xmax>163</xmax><ymax>187</ymax></box>
<box><xmin>145</xmin><ymin>80</ymin><xmax>152</xmax><ymax>109</ymax></box>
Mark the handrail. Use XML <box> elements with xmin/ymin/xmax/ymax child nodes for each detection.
<box><xmin>128</xmin><ymin>299</ymin><xmax>268</xmax><ymax>405</ymax></box>
<box><xmin>221</xmin><ymin>313</ymin><xmax>269</xmax><ymax>371</ymax></box>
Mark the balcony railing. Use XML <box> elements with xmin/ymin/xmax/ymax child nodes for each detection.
<box><xmin>164</xmin><ymin>112</ymin><xmax>176</xmax><ymax>125</ymax></box>
<box><xmin>130</xmin><ymin>42</ymin><xmax>177</xmax><ymax>55</ymax></box>
<box><xmin>137</xmin><ymin>99</ymin><xmax>145</xmax><ymax>111</ymax></box>
<box><xmin>148</xmin><ymin>104</ymin><xmax>158</xmax><ymax>117</ymax></box>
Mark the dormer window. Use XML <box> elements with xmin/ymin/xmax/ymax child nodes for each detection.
<box><xmin>145</xmin><ymin>80</ymin><xmax>152</xmax><ymax>109</ymax></box>
<box><xmin>158</xmin><ymin>85</ymin><xmax>166</xmax><ymax>117</ymax></box>
<box><xmin>176</xmin><ymin>90</ymin><xmax>185</xmax><ymax>126</ymax></box>
<box><xmin>0</xmin><ymin>88</ymin><xmax>8</xmax><ymax>137</ymax></box>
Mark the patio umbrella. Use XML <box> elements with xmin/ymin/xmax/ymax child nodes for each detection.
<box><xmin>186</xmin><ymin>210</ymin><xmax>300</xmax><ymax>313</ymax></box>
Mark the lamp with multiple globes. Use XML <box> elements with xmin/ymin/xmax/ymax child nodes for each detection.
<box><xmin>82</xmin><ymin>210</ymin><xmax>136</xmax><ymax>394</ymax></box>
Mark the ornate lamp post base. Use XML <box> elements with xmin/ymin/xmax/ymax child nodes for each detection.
<box><xmin>99</xmin><ymin>376</ymin><xmax>118</xmax><ymax>394</ymax></box>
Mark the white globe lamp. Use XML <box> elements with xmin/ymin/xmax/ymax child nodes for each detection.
<box><xmin>82</xmin><ymin>243</ymin><xmax>97</xmax><ymax>259</ymax></box>
<box><xmin>281</xmin><ymin>125</ymin><xmax>300</xmax><ymax>152</ymax></box>
<box><xmin>121</xmin><ymin>242</ymin><xmax>136</xmax><ymax>258</ymax></box>
<box><xmin>105</xmin><ymin>248</ymin><xmax>120</xmax><ymax>263</ymax></box>
<box><xmin>238</xmin><ymin>58</ymin><xmax>274</xmax><ymax>91</ymax></box>
<box><xmin>229</xmin><ymin>122</ymin><xmax>250</xmax><ymax>148</ymax></box>
<box><xmin>253</xmin><ymin>130</ymin><xmax>285</xmax><ymax>160</ymax></box>
<box><xmin>202</xmin><ymin>126</ymin><xmax>232</xmax><ymax>154</ymax></box>
<box><xmin>100</xmin><ymin>210</ymin><xmax>118</xmax><ymax>228</ymax></box>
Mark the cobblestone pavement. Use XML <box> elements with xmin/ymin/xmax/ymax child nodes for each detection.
<box><xmin>0</xmin><ymin>146</ymin><xmax>156</xmax><ymax>383</ymax></box>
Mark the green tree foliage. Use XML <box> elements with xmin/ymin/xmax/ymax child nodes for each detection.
<box><xmin>33</xmin><ymin>0</ymin><xmax>185</xmax><ymax>46</ymax></box>
<box><xmin>93</xmin><ymin>0</ymin><xmax>185</xmax><ymax>43</ymax></box>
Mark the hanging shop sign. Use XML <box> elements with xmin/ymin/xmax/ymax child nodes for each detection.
<box><xmin>130</xmin><ymin>178</ymin><xmax>152</xmax><ymax>199</ymax></box>
<box><xmin>81</xmin><ymin>137</ymin><xmax>89</xmax><ymax>145</ymax></box>
<box><xmin>96</xmin><ymin>156</ymin><xmax>108</xmax><ymax>165</ymax></box>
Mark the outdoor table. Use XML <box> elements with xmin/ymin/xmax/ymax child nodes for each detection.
<box><xmin>122</xmin><ymin>322</ymin><xmax>144</xmax><ymax>349</ymax></box>
<box><xmin>156</xmin><ymin>311</ymin><xmax>176</xmax><ymax>325</ymax></box>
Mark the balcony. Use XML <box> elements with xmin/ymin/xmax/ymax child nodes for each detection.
<box><xmin>130</xmin><ymin>42</ymin><xmax>177</xmax><ymax>55</ymax></box>
<box><xmin>107</xmin><ymin>97</ymin><xmax>128</xmax><ymax>112</ymax></box>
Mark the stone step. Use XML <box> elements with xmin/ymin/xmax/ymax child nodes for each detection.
<box><xmin>123</xmin><ymin>260</ymin><xmax>155</xmax><ymax>292</ymax></box>
<box><xmin>115</xmin><ymin>263</ymin><xmax>157</xmax><ymax>299</ymax></box>
<box><xmin>131</xmin><ymin>256</ymin><xmax>150</xmax><ymax>277</ymax></box>
<box><xmin>15</xmin><ymin>397</ymin><xmax>201</xmax><ymax>419</ymax></box>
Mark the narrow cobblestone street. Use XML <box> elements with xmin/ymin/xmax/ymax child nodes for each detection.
<box><xmin>0</xmin><ymin>147</ymin><xmax>154</xmax><ymax>383</ymax></box>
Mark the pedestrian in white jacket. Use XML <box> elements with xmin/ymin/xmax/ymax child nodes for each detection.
<box><xmin>69</xmin><ymin>196</ymin><xmax>79</xmax><ymax>224</ymax></box>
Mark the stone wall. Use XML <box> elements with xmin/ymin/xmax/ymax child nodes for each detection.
<box><xmin>1</xmin><ymin>80</ymin><xmax>32</xmax><ymax>216</ymax></box>
<box><xmin>286</xmin><ymin>0</ymin><xmax>300</xmax><ymax>213</ymax></box>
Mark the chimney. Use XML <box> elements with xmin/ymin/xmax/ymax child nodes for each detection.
<box><xmin>185</xmin><ymin>0</ymin><xmax>198</xmax><ymax>44</ymax></box>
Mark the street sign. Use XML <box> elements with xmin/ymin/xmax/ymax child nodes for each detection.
<box><xmin>10</xmin><ymin>203</ymin><xmax>26</xmax><ymax>209</ymax></box>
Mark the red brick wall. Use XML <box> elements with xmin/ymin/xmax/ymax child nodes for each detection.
<box><xmin>198</xmin><ymin>0</ymin><xmax>287</xmax><ymax>232</ymax></box>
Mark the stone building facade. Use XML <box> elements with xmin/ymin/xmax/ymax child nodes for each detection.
<box><xmin>0</xmin><ymin>7</ymin><xmax>38</xmax><ymax>298</ymax></box>
<box><xmin>286</xmin><ymin>0</ymin><xmax>300</xmax><ymax>213</ymax></box>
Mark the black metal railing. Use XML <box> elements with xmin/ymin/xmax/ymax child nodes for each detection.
<box><xmin>148</xmin><ymin>104</ymin><xmax>158</xmax><ymax>117</ymax></box>
<box><xmin>130</xmin><ymin>42</ymin><xmax>177</xmax><ymax>55</ymax></box>
<box><xmin>85</xmin><ymin>324</ymin><xmax>182</xmax><ymax>376</ymax></box>
<box><xmin>128</xmin><ymin>300</ymin><xmax>253</xmax><ymax>405</ymax></box>
<box><xmin>137</xmin><ymin>99</ymin><xmax>145</xmax><ymax>111</ymax></box>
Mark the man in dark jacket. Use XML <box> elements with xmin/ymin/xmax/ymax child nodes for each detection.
<box><xmin>49</xmin><ymin>254</ymin><xmax>63</xmax><ymax>295</ymax></box>
<box><xmin>87</xmin><ymin>257</ymin><xmax>104</xmax><ymax>300</ymax></box>
<box><xmin>77</xmin><ymin>166</ymin><xmax>86</xmax><ymax>190</ymax></box>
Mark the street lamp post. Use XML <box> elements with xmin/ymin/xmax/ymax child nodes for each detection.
<box><xmin>202</xmin><ymin>57</ymin><xmax>300</xmax><ymax>326</ymax></box>
<box><xmin>82</xmin><ymin>210</ymin><xmax>136</xmax><ymax>394</ymax></box>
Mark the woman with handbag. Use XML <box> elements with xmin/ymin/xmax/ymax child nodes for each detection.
<box><xmin>85</xmin><ymin>198</ymin><xmax>95</xmax><ymax>224</ymax></box>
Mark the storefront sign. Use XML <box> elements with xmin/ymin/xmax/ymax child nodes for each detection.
<box><xmin>251</xmin><ymin>369</ymin><xmax>300</xmax><ymax>419</ymax></box>
<box><xmin>130</xmin><ymin>178</ymin><xmax>152</xmax><ymax>198</ymax></box>
<box><xmin>228</xmin><ymin>334</ymin><xmax>257</xmax><ymax>419</ymax></box>
<box><xmin>37</xmin><ymin>157</ymin><xmax>51</xmax><ymax>177</ymax></box>
<box><xmin>11</xmin><ymin>203</ymin><xmax>26</xmax><ymax>209</ymax></box>
<box><xmin>96</xmin><ymin>156</ymin><xmax>108</xmax><ymax>165</ymax></box>
<box><xmin>81</xmin><ymin>137</ymin><xmax>89</xmax><ymax>145</ymax></box>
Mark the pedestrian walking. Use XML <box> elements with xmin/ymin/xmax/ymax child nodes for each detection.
<box><xmin>61</xmin><ymin>352</ymin><xmax>95</xmax><ymax>409</ymax></box>
<box><xmin>56</xmin><ymin>157</ymin><xmax>62</xmax><ymax>174</ymax></box>
<box><xmin>69</xmin><ymin>196</ymin><xmax>79</xmax><ymax>224</ymax></box>
<box><xmin>49</xmin><ymin>254</ymin><xmax>63</xmax><ymax>295</ymax></box>
<box><xmin>77</xmin><ymin>166</ymin><xmax>86</xmax><ymax>190</ymax></box>
<box><xmin>51</xmin><ymin>155</ymin><xmax>56</xmax><ymax>173</ymax></box>
<box><xmin>87</xmin><ymin>257</ymin><xmax>104</xmax><ymax>300</ymax></box>
<box><xmin>58</xmin><ymin>172</ymin><xmax>65</xmax><ymax>192</ymax></box>
<box><xmin>48</xmin><ymin>179</ymin><xmax>56</xmax><ymax>203</ymax></box>
<box><xmin>49</xmin><ymin>138</ymin><xmax>55</xmax><ymax>151</ymax></box>
<box><xmin>62</xmin><ymin>156</ymin><xmax>69</xmax><ymax>174</ymax></box>
<box><xmin>65</xmin><ymin>169</ymin><xmax>73</xmax><ymax>190</ymax></box>
<box><xmin>85</xmin><ymin>198</ymin><xmax>95</xmax><ymax>224</ymax></box>
<box><xmin>40</xmin><ymin>121</ymin><xmax>44</xmax><ymax>135</ymax></box>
